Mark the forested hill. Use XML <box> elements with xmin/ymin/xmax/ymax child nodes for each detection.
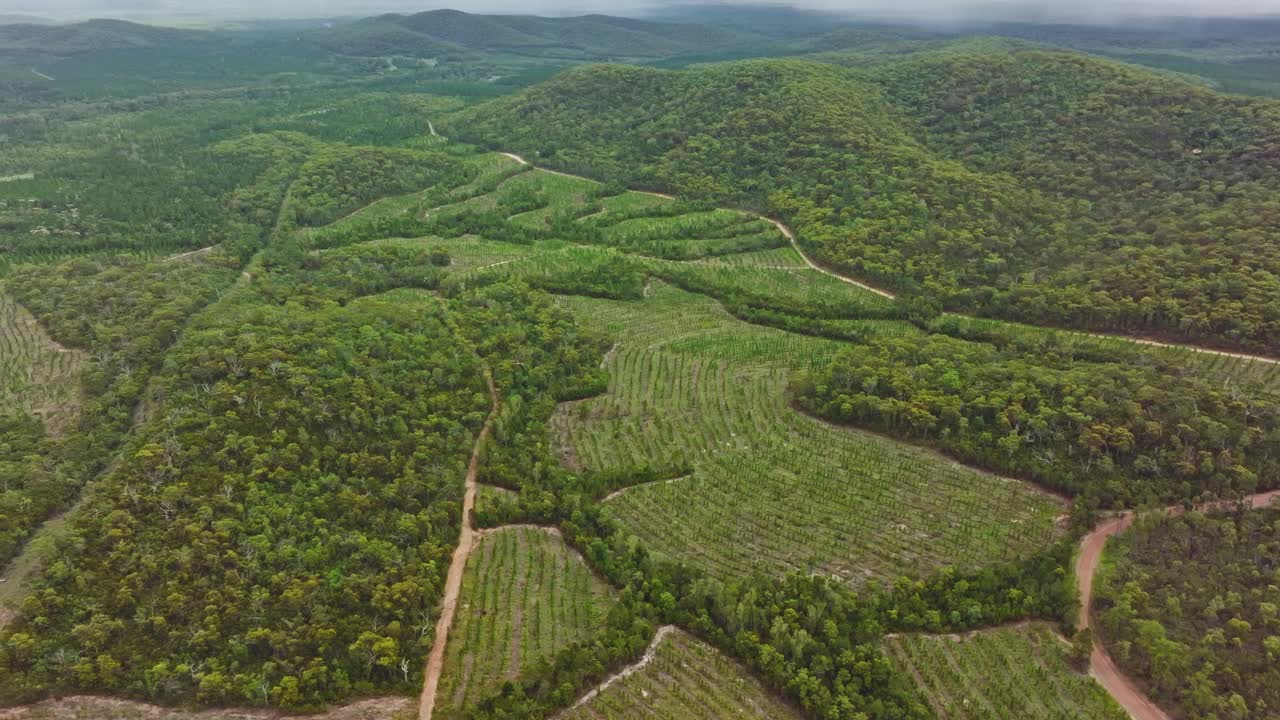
<box><xmin>451</xmin><ymin>51</ymin><xmax>1280</xmax><ymax>354</ymax></box>
<box><xmin>308</xmin><ymin>10</ymin><xmax>769</xmax><ymax>59</ymax></box>
<box><xmin>0</xmin><ymin>19</ymin><xmax>209</xmax><ymax>56</ymax></box>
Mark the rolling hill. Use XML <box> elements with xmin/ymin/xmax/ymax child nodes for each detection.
<box><xmin>450</xmin><ymin>50</ymin><xmax>1280</xmax><ymax>354</ymax></box>
<box><xmin>307</xmin><ymin>9</ymin><xmax>771</xmax><ymax>60</ymax></box>
<box><xmin>0</xmin><ymin>19</ymin><xmax>210</xmax><ymax>56</ymax></box>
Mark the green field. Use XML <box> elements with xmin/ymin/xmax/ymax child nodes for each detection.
<box><xmin>552</xmin><ymin>282</ymin><xmax>1065</xmax><ymax>583</ymax></box>
<box><xmin>885</xmin><ymin>623</ymin><xmax>1127</xmax><ymax>720</ymax></box>
<box><xmin>560</xmin><ymin>628</ymin><xmax>803</xmax><ymax>720</ymax></box>
<box><xmin>435</xmin><ymin>526</ymin><xmax>615</xmax><ymax>715</ymax></box>
<box><xmin>0</xmin><ymin>291</ymin><xmax>86</xmax><ymax>436</ymax></box>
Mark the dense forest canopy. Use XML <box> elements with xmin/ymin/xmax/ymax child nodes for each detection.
<box><xmin>795</xmin><ymin>331</ymin><xmax>1280</xmax><ymax>507</ymax></box>
<box><xmin>452</xmin><ymin>52</ymin><xmax>1280</xmax><ymax>354</ymax></box>
<box><xmin>1095</xmin><ymin>506</ymin><xmax>1280</xmax><ymax>719</ymax></box>
<box><xmin>1</xmin><ymin>7</ymin><xmax>1279</xmax><ymax>720</ymax></box>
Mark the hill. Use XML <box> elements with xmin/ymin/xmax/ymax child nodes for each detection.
<box><xmin>958</xmin><ymin>19</ymin><xmax>1280</xmax><ymax>97</ymax></box>
<box><xmin>450</xmin><ymin>52</ymin><xmax>1280</xmax><ymax>354</ymax></box>
<box><xmin>308</xmin><ymin>9</ymin><xmax>768</xmax><ymax>59</ymax></box>
<box><xmin>0</xmin><ymin>15</ymin><xmax>52</xmax><ymax>26</ymax></box>
<box><xmin>0</xmin><ymin>19</ymin><xmax>209</xmax><ymax>56</ymax></box>
<box><xmin>646</xmin><ymin>3</ymin><xmax>860</xmax><ymax>39</ymax></box>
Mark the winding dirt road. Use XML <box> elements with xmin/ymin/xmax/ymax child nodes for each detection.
<box><xmin>491</xmin><ymin>151</ymin><xmax>1278</xmax><ymax>365</ymax></box>
<box><xmin>418</xmin><ymin>371</ymin><xmax>499</xmax><ymax>720</ymax></box>
<box><xmin>759</xmin><ymin>218</ymin><xmax>895</xmax><ymax>299</ymax></box>
<box><xmin>559</xmin><ymin>625</ymin><xmax>676</xmax><ymax>714</ymax></box>
<box><xmin>1075</xmin><ymin>490</ymin><xmax>1280</xmax><ymax>720</ymax></box>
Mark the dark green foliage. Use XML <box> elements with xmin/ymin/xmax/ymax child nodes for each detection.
<box><xmin>0</xmin><ymin>256</ymin><xmax>239</xmax><ymax>566</ymax></box>
<box><xmin>286</xmin><ymin>146</ymin><xmax>462</xmax><ymax>227</ymax></box>
<box><xmin>1095</xmin><ymin>506</ymin><xmax>1280</xmax><ymax>719</ymax></box>
<box><xmin>259</xmin><ymin>242</ymin><xmax>450</xmax><ymax>306</ymax></box>
<box><xmin>0</xmin><ymin>289</ymin><xmax>489</xmax><ymax>708</ymax></box>
<box><xmin>872</xmin><ymin>51</ymin><xmax>1280</xmax><ymax>353</ymax></box>
<box><xmin>454</xmin><ymin>53</ymin><xmax>1280</xmax><ymax>354</ymax></box>
<box><xmin>794</xmin><ymin>332</ymin><xmax>1278</xmax><ymax>506</ymax></box>
<box><xmin>0</xmin><ymin>415</ymin><xmax>65</xmax><ymax>565</ymax></box>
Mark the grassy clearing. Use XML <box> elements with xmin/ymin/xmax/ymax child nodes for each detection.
<box><xmin>935</xmin><ymin>313</ymin><xmax>1280</xmax><ymax>395</ymax></box>
<box><xmin>299</xmin><ymin>152</ymin><xmax>527</xmax><ymax>247</ymax></box>
<box><xmin>499</xmin><ymin>171</ymin><xmax>599</xmax><ymax>229</ymax></box>
<box><xmin>0</xmin><ymin>291</ymin><xmax>86</xmax><ymax>436</ymax></box>
<box><xmin>578</xmin><ymin>191</ymin><xmax>668</xmax><ymax>221</ymax></box>
<box><xmin>650</xmin><ymin>255</ymin><xmax>899</xmax><ymax>316</ymax></box>
<box><xmin>436</xmin><ymin>526</ymin><xmax>615</xmax><ymax>715</ymax></box>
<box><xmin>884</xmin><ymin>623</ymin><xmax>1127</xmax><ymax>720</ymax></box>
<box><xmin>559</xmin><ymin>628</ymin><xmax>802</xmax><ymax>720</ymax></box>
<box><xmin>690</xmin><ymin>246</ymin><xmax>809</xmax><ymax>269</ymax></box>
<box><xmin>552</xmin><ymin>282</ymin><xmax>1063</xmax><ymax>584</ymax></box>
<box><xmin>320</xmin><ymin>235</ymin><xmax>541</xmax><ymax>274</ymax></box>
<box><xmin>568</xmin><ymin>202</ymin><xmax>792</xmax><ymax>261</ymax></box>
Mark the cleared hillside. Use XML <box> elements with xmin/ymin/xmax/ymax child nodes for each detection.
<box><xmin>452</xmin><ymin>53</ymin><xmax>1280</xmax><ymax>355</ymax></box>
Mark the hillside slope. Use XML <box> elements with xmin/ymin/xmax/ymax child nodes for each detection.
<box><xmin>452</xmin><ymin>53</ymin><xmax>1280</xmax><ymax>354</ymax></box>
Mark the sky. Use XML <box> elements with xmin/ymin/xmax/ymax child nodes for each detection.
<box><xmin>3</xmin><ymin>0</ymin><xmax>1278</xmax><ymax>24</ymax></box>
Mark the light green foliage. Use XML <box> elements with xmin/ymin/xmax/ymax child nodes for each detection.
<box><xmin>0</xmin><ymin>292</ymin><xmax>86</xmax><ymax>437</ymax></box>
<box><xmin>559</xmin><ymin>628</ymin><xmax>804</xmax><ymax>720</ymax></box>
<box><xmin>456</xmin><ymin>54</ymin><xmax>1280</xmax><ymax>355</ymax></box>
<box><xmin>436</xmin><ymin>526</ymin><xmax>614</xmax><ymax>714</ymax></box>
<box><xmin>885</xmin><ymin>623</ymin><xmax>1128</xmax><ymax>719</ymax></box>
<box><xmin>553</xmin><ymin>282</ymin><xmax>1063</xmax><ymax>583</ymax></box>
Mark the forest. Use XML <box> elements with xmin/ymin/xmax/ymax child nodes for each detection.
<box><xmin>1094</xmin><ymin>506</ymin><xmax>1280</xmax><ymax>719</ymax></box>
<box><xmin>452</xmin><ymin>52</ymin><xmax>1280</xmax><ymax>355</ymax></box>
<box><xmin>794</xmin><ymin>331</ymin><xmax>1280</xmax><ymax>507</ymax></box>
<box><xmin>1</xmin><ymin>7</ymin><xmax>1279</xmax><ymax>720</ymax></box>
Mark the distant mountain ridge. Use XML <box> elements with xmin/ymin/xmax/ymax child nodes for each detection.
<box><xmin>306</xmin><ymin>9</ymin><xmax>773</xmax><ymax>59</ymax></box>
<box><xmin>0</xmin><ymin>18</ymin><xmax>210</xmax><ymax>55</ymax></box>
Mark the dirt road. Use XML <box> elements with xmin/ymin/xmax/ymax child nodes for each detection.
<box><xmin>1075</xmin><ymin>489</ymin><xmax>1280</xmax><ymax>720</ymax></box>
<box><xmin>162</xmin><ymin>246</ymin><xmax>214</xmax><ymax>263</ymax></box>
<box><xmin>417</xmin><ymin>371</ymin><xmax>499</xmax><ymax>720</ymax></box>
<box><xmin>761</xmin><ymin>218</ymin><xmax>896</xmax><ymax>299</ymax></box>
<box><xmin>490</xmin><ymin>150</ymin><xmax>1279</xmax><ymax>364</ymax></box>
<box><xmin>559</xmin><ymin>625</ymin><xmax>675</xmax><ymax>714</ymax></box>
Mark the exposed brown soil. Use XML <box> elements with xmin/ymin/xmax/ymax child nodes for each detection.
<box><xmin>762</xmin><ymin>218</ymin><xmax>897</xmax><ymax>299</ymax></box>
<box><xmin>417</xmin><ymin>370</ymin><xmax>499</xmax><ymax>720</ymax></box>
<box><xmin>558</xmin><ymin>625</ymin><xmax>676</xmax><ymax>715</ymax></box>
<box><xmin>1075</xmin><ymin>489</ymin><xmax>1280</xmax><ymax>720</ymax></box>
<box><xmin>162</xmin><ymin>246</ymin><xmax>214</xmax><ymax>263</ymax></box>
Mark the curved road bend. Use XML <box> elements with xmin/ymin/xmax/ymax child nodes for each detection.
<box><xmin>1075</xmin><ymin>489</ymin><xmax>1280</xmax><ymax>720</ymax></box>
<box><xmin>491</xmin><ymin>151</ymin><xmax>1278</xmax><ymax>365</ymax></box>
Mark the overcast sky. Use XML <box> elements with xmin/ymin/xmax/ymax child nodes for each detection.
<box><xmin>4</xmin><ymin>0</ymin><xmax>1279</xmax><ymax>24</ymax></box>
